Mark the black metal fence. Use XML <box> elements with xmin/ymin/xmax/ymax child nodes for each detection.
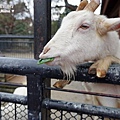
<box><xmin>0</xmin><ymin>57</ymin><xmax>120</xmax><ymax>120</ymax></box>
<box><xmin>0</xmin><ymin>35</ymin><xmax>34</xmax><ymax>58</ymax></box>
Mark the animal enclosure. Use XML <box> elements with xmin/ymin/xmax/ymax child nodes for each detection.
<box><xmin>0</xmin><ymin>57</ymin><xmax>120</xmax><ymax>120</ymax></box>
<box><xmin>0</xmin><ymin>0</ymin><xmax>120</xmax><ymax>120</ymax></box>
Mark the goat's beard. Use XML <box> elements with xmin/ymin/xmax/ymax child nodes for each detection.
<box><xmin>60</xmin><ymin>61</ymin><xmax>77</xmax><ymax>80</ymax></box>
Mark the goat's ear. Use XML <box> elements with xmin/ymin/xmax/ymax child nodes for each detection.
<box><xmin>104</xmin><ymin>18</ymin><xmax>120</xmax><ymax>32</ymax></box>
<box><xmin>99</xmin><ymin>18</ymin><xmax>120</xmax><ymax>35</ymax></box>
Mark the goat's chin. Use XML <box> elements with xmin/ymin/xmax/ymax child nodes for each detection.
<box><xmin>45</xmin><ymin>57</ymin><xmax>77</xmax><ymax>79</ymax></box>
<box><xmin>60</xmin><ymin>62</ymin><xmax>77</xmax><ymax>80</ymax></box>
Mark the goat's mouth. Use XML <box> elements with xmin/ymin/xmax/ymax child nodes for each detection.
<box><xmin>39</xmin><ymin>56</ymin><xmax>61</xmax><ymax>66</ymax></box>
<box><xmin>37</xmin><ymin>57</ymin><xmax>54</xmax><ymax>64</ymax></box>
<box><xmin>39</xmin><ymin>55</ymin><xmax>77</xmax><ymax>78</ymax></box>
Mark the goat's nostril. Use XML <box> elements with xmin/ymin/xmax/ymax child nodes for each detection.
<box><xmin>43</xmin><ymin>47</ymin><xmax>50</xmax><ymax>54</ymax></box>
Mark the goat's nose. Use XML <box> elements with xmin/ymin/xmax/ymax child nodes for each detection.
<box><xmin>39</xmin><ymin>47</ymin><xmax>50</xmax><ymax>58</ymax></box>
<box><xmin>43</xmin><ymin>47</ymin><xmax>50</xmax><ymax>54</ymax></box>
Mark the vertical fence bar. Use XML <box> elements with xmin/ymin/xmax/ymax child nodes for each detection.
<box><xmin>0</xmin><ymin>101</ymin><xmax>1</xmax><ymax>119</ymax></box>
<box><xmin>15</xmin><ymin>103</ymin><xmax>17</xmax><ymax>120</ymax></box>
<box><xmin>34</xmin><ymin>0</ymin><xmax>51</xmax><ymax>59</ymax></box>
<box><xmin>41</xmin><ymin>79</ymin><xmax>51</xmax><ymax>120</ymax></box>
<box><xmin>34</xmin><ymin>1</ymin><xmax>51</xmax><ymax>120</ymax></box>
<box><xmin>27</xmin><ymin>75</ymin><xmax>43</xmax><ymax>120</ymax></box>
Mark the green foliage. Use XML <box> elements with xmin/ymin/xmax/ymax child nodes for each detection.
<box><xmin>0</xmin><ymin>13</ymin><xmax>15</xmax><ymax>34</ymax></box>
<box><xmin>13</xmin><ymin>2</ymin><xmax>28</xmax><ymax>14</ymax></box>
<box><xmin>13</xmin><ymin>20</ymin><xmax>29</xmax><ymax>35</ymax></box>
<box><xmin>51</xmin><ymin>20</ymin><xmax>59</xmax><ymax>35</ymax></box>
<box><xmin>0</xmin><ymin>0</ymin><xmax>33</xmax><ymax>35</ymax></box>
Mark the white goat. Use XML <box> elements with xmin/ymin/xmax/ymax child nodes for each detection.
<box><xmin>39</xmin><ymin>0</ymin><xmax>120</xmax><ymax>109</ymax></box>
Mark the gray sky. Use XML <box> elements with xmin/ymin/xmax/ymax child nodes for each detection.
<box><xmin>51</xmin><ymin>0</ymin><xmax>102</xmax><ymax>20</ymax></box>
<box><xmin>2</xmin><ymin>0</ymin><xmax>101</xmax><ymax>20</ymax></box>
<box><xmin>69</xmin><ymin>0</ymin><xmax>102</xmax><ymax>14</ymax></box>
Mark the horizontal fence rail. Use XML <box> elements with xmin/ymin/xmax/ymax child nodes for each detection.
<box><xmin>46</xmin><ymin>86</ymin><xmax>120</xmax><ymax>99</ymax></box>
<box><xmin>0</xmin><ymin>92</ymin><xmax>27</xmax><ymax>105</ymax></box>
<box><xmin>0</xmin><ymin>81</ymin><xmax>27</xmax><ymax>87</ymax></box>
<box><xmin>0</xmin><ymin>35</ymin><xmax>34</xmax><ymax>58</ymax></box>
<box><xmin>0</xmin><ymin>35</ymin><xmax>34</xmax><ymax>39</ymax></box>
<box><xmin>42</xmin><ymin>98</ymin><xmax>120</xmax><ymax>119</ymax></box>
<box><xmin>0</xmin><ymin>40</ymin><xmax>34</xmax><ymax>52</ymax></box>
<box><xmin>0</xmin><ymin>57</ymin><xmax>119</xmax><ymax>85</ymax></box>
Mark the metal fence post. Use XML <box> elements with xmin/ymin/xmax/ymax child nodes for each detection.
<box><xmin>27</xmin><ymin>74</ymin><xmax>43</xmax><ymax>120</ymax></box>
<box><xmin>34</xmin><ymin>0</ymin><xmax>51</xmax><ymax>59</ymax></box>
<box><xmin>0</xmin><ymin>101</ymin><xmax>1</xmax><ymax>119</ymax></box>
<box><xmin>34</xmin><ymin>1</ymin><xmax>51</xmax><ymax>119</ymax></box>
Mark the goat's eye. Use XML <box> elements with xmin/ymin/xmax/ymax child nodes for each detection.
<box><xmin>80</xmin><ymin>24</ymin><xmax>89</xmax><ymax>30</ymax></box>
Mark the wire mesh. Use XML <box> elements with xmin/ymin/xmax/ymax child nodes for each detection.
<box><xmin>1</xmin><ymin>102</ymin><xmax>27</xmax><ymax>120</ymax></box>
<box><xmin>50</xmin><ymin>109</ymin><xmax>117</xmax><ymax>120</ymax></box>
<box><xmin>45</xmin><ymin>79</ymin><xmax>120</xmax><ymax>120</ymax></box>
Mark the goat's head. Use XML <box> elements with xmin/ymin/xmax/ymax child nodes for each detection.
<box><xmin>40</xmin><ymin>0</ymin><xmax>120</xmax><ymax>77</ymax></box>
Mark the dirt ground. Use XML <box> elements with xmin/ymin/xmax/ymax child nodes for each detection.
<box><xmin>51</xmin><ymin>79</ymin><xmax>92</xmax><ymax>104</ymax></box>
<box><xmin>8</xmin><ymin>76</ymin><xmax>91</xmax><ymax>105</ymax></box>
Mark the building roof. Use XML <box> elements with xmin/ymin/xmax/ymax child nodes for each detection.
<box><xmin>101</xmin><ymin>0</ymin><xmax>120</xmax><ymax>18</ymax></box>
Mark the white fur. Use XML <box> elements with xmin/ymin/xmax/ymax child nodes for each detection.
<box><xmin>39</xmin><ymin>1</ymin><xmax>120</xmax><ymax>109</ymax></box>
<box><xmin>40</xmin><ymin>11</ymin><xmax>120</xmax><ymax>74</ymax></box>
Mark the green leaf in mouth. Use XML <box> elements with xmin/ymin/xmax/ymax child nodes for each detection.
<box><xmin>37</xmin><ymin>58</ymin><xmax>54</xmax><ymax>64</ymax></box>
